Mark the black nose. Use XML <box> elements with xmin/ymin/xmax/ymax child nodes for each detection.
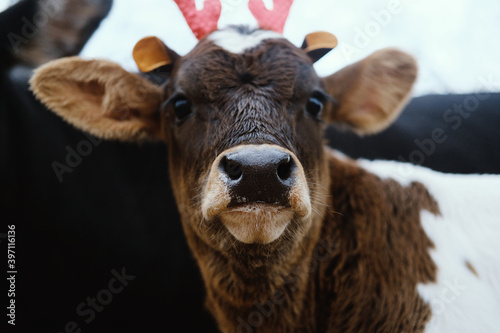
<box><xmin>219</xmin><ymin>147</ymin><xmax>296</xmax><ymax>206</ymax></box>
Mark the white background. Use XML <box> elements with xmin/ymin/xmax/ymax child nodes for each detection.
<box><xmin>2</xmin><ymin>0</ymin><xmax>500</xmax><ymax>96</ymax></box>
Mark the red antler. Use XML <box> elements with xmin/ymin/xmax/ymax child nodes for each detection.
<box><xmin>174</xmin><ymin>0</ymin><xmax>222</xmax><ymax>40</ymax></box>
<box><xmin>248</xmin><ymin>0</ymin><xmax>294</xmax><ymax>34</ymax></box>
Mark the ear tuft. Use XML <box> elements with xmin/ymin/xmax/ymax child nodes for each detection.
<box><xmin>133</xmin><ymin>36</ymin><xmax>173</xmax><ymax>72</ymax></box>
<box><xmin>301</xmin><ymin>31</ymin><xmax>338</xmax><ymax>63</ymax></box>
<box><xmin>322</xmin><ymin>48</ymin><xmax>417</xmax><ymax>135</ymax></box>
<box><xmin>30</xmin><ymin>57</ymin><xmax>164</xmax><ymax>142</ymax></box>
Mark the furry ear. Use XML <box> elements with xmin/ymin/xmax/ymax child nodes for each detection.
<box><xmin>322</xmin><ymin>48</ymin><xmax>417</xmax><ymax>134</ymax></box>
<box><xmin>30</xmin><ymin>57</ymin><xmax>164</xmax><ymax>142</ymax></box>
<box><xmin>301</xmin><ymin>31</ymin><xmax>338</xmax><ymax>63</ymax></box>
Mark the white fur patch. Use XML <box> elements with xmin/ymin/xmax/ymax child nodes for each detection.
<box><xmin>208</xmin><ymin>29</ymin><xmax>284</xmax><ymax>54</ymax></box>
<box><xmin>354</xmin><ymin>157</ymin><xmax>500</xmax><ymax>333</ymax></box>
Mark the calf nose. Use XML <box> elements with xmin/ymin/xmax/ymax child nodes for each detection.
<box><xmin>219</xmin><ymin>146</ymin><xmax>296</xmax><ymax>206</ymax></box>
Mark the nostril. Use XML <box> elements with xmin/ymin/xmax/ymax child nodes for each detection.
<box><xmin>277</xmin><ymin>155</ymin><xmax>295</xmax><ymax>183</ymax></box>
<box><xmin>221</xmin><ymin>156</ymin><xmax>243</xmax><ymax>180</ymax></box>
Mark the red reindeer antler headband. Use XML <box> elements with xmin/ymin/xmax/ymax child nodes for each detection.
<box><xmin>248</xmin><ymin>0</ymin><xmax>294</xmax><ymax>34</ymax></box>
<box><xmin>134</xmin><ymin>0</ymin><xmax>337</xmax><ymax>72</ymax></box>
<box><xmin>174</xmin><ymin>0</ymin><xmax>294</xmax><ymax>40</ymax></box>
<box><xmin>173</xmin><ymin>0</ymin><xmax>221</xmax><ymax>40</ymax></box>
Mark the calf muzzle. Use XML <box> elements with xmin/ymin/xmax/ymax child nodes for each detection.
<box><xmin>219</xmin><ymin>147</ymin><xmax>296</xmax><ymax>207</ymax></box>
<box><xmin>202</xmin><ymin>144</ymin><xmax>311</xmax><ymax>244</ymax></box>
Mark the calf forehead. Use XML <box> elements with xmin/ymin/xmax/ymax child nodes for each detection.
<box><xmin>209</xmin><ymin>28</ymin><xmax>285</xmax><ymax>54</ymax></box>
<box><xmin>175</xmin><ymin>28</ymin><xmax>319</xmax><ymax>101</ymax></box>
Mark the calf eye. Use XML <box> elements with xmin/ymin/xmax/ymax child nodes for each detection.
<box><xmin>173</xmin><ymin>97</ymin><xmax>192</xmax><ymax>120</ymax></box>
<box><xmin>306</xmin><ymin>96</ymin><xmax>323</xmax><ymax>117</ymax></box>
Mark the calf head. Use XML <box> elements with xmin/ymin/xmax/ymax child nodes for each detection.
<box><xmin>30</xmin><ymin>26</ymin><xmax>417</xmax><ymax>267</ymax></box>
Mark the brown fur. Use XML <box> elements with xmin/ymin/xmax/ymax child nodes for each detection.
<box><xmin>318</xmin><ymin>151</ymin><xmax>439</xmax><ymax>332</ymax></box>
<box><xmin>322</xmin><ymin>48</ymin><xmax>417</xmax><ymax>135</ymax></box>
<box><xmin>160</xmin><ymin>34</ymin><xmax>431</xmax><ymax>332</ymax></box>
<box><xmin>30</xmin><ymin>57</ymin><xmax>164</xmax><ymax>142</ymax></box>
<box><xmin>29</xmin><ymin>27</ymin><xmax>432</xmax><ymax>332</ymax></box>
<box><xmin>174</xmin><ymin>149</ymin><xmax>440</xmax><ymax>333</ymax></box>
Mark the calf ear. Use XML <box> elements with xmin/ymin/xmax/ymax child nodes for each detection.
<box><xmin>322</xmin><ymin>48</ymin><xmax>417</xmax><ymax>134</ymax></box>
<box><xmin>29</xmin><ymin>57</ymin><xmax>164</xmax><ymax>142</ymax></box>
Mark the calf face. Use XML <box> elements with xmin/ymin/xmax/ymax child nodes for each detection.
<box><xmin>30</xmin><ymin>26</ymin><xmax>417</xmax><ymax>264</ymax></box>
<box><xmin>163</xmin><ymin>29</ymin><xmax>328</xmax><ymax>252</ymax></box>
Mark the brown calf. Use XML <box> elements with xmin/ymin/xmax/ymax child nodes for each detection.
<box><xmin>31</xmin><ymin>26</ymin><xmax>498</xmax><ymax>333</ymax></box>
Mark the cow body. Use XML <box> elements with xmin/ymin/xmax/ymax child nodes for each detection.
<box><xmin>192</xmin><ymin>147</ymin><xmax>500</xmax><ymax>332</ymax></box>
<box><xmin>328</xmin><ymin>93</ymin><xmax>500</xmax><ymax>175</ymax></box>
<box><xmin>357</xmin><ymin>155</ymin><xmax>500</xmax><ymax>333</ymax></box>
<box><xmin>28</xmin><ymin>25</ymin><xmax>500</xmax><ymax>332</ymax></box>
